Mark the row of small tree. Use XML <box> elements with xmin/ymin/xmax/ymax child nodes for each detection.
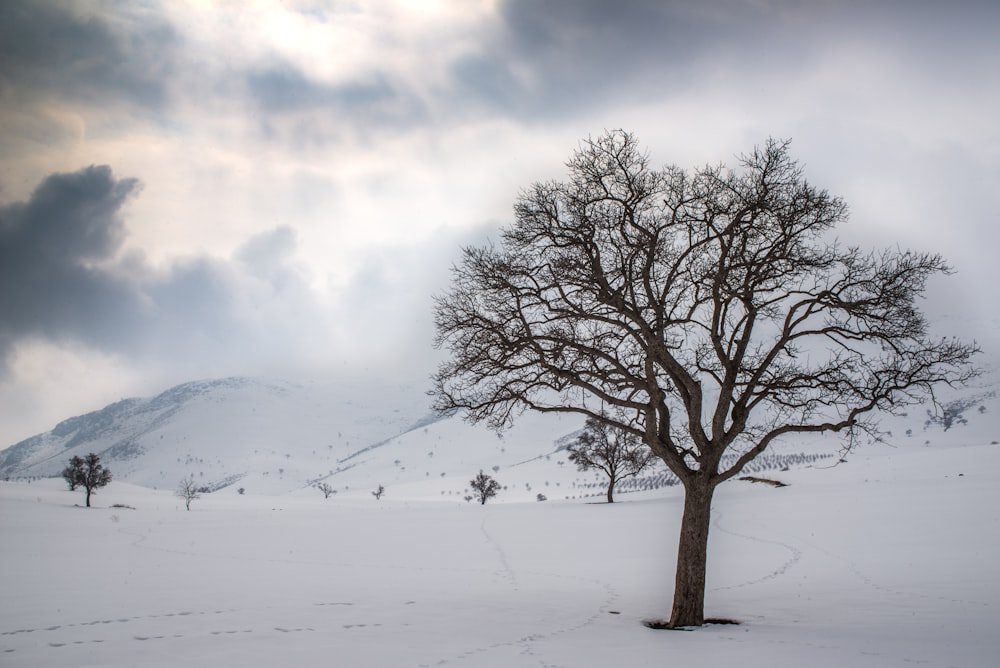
<box><xmin>58</xmin><ymin>446</ymin><xmax>622</xmax><ymax>510</ymax></box>
<box><xmin>55</xmin><ymin>407</ymin><xmax>833</xmax><ymax>513</ymax></box>
<box><xmin>311</xmin><ymin>476</ymin><xmax>503</xmax><ymax>504</ymax></box>
<box><xmin>464</xmin><ymin>416</ymin><xmax>655</xmax><ymax>506</ymax></box>
<box><xmin>58</xmin><ymin>454</ymin><xmax>504</xmax><ymax>508</ymax></box>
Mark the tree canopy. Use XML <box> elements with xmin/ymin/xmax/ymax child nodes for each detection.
<box><xmin>62</xmin><ymin>453</ymin><xmax>112</xmax><ymax>508</ymax></box>
<box><xmin>470</xmin><ymin>471</ymin><xmax>500</xmax><ymax>505</ymax></box>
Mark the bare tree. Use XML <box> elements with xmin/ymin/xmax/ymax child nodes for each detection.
<box><xmin>372</xmin><ymin>484</ymin><xmax>385</xmax><ymax>500</ymax></box>
<box><xmin>176</xmin><ymin>475</ymin><xmax>200</xmax><ymax>511</ymax></box>
<box><xmin>316</xmin><ymin>482</ymin><xmax>336</xmax><ymax>499</ymax></box>
<box><xmin>470</xmin><ymin>471</ymin><xmax>500</xmax><ymax>505</ymax></box>
<box><xmin>62</xmin><ymin>453</ymin><xmax>112</xmax><ymax>507</ymax></box>
<box><xmin>432</xmin><ymin>131</ymin><xmax>978</xmax><ymax>628</ymax></box>
<box><xmin>568</xmin><ymin>414</ymin><xmax>656</xmax><ymax>503</ymax></box>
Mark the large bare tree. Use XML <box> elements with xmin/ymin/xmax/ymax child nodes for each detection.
<box><xmin>432</xmin><ymin>131</ymin><xmax>978</xmax><ymax>628</ymax></box>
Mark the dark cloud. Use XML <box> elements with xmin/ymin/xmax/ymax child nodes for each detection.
<box><xmin>3</xmin><ymin>0</ymin><xmax>996</xmax><ymax>148</ymax></box>
<box><xmin>245</xmin><ymin>59</ymin><xmax>430</xmax><ymax>146</ymax></box>
<box><xmin>448</xmin><ymin>0</ymin><xmax>773</xmax><ymax>120</ymax></box>
<box><xmin>0</xmin><ymin>163</ymin><xmax>486</xmax><ymax>390</ymax></box>
<box><xmin>247</xmin><ymin>64</ymin><xmax>397</xmax><ymax>114</ymax></box>
<box><xmin>0</xmin><ymin>167</ymin><xmax>333</xmax><ymax>377</ymax></box>
<box><xmin>0</xmin><ymin>166</ymin><xmax>144</xmax><ymax>367</ymax></box>
<box><xmin>0</xmin><ymin>165</ymin><xmax>137</xmax><ymax>264</ymax></box>
<box><xmin>446</xmin><ymin>0</ymin><xmax>1000</xmax><ymax>123</ymax></box>
<box><xmin>0</xmin><ymin>0</ymin><xmax>177</xmax><ymax>112</ymax></box>
<box><xmin>240</xmin><ymin>2</ymin><xmax>735</xmax><ymax>137</ymax></box>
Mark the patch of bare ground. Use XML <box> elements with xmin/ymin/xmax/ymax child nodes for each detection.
<box><xmin>739</xmin><ymin>476</ymin><xmax>787</xmax><ymax>487</ymax></box>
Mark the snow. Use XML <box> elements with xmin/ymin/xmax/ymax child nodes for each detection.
<box><xmin>2</xmin><ymin>437</ymin><xmax>998</xmax><ymax>667</ymax></box>
<box><xmin>0</xmin><ymin>377</ymin><xmax>440</xmax><ymax>495</ymax></box>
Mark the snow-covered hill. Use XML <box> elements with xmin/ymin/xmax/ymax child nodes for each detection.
<box><xmin>0</xmin><ymin>377</ymin><xmax>440</xmax><ymax>494</ymax></box>
<box><xmin>1</xmin><ymin>376</ymin><xmax>613</xmax><ymax>499</ymax></box>
<box><xmin>1</xmin><ymin>369</ymin><xmax>997</xmax><ymax>502</ymax></box>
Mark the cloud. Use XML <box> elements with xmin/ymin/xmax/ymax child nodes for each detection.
<box><xmin>1</xmin><ymin>0</ymin><xmax>997</xmax><ymax>447</ymax></box>
<box><xmin>235</xmin><ymin>225</ymin><xmax>300</xmax><ymax>285</ymax></box>
<box><xmin>447</xmin><ymin>0</ymin><xmax>765</xmax><ymax>121</ymax></box>
<box><xmin>0</xmin><ymin>166</ymin><xmax>144</xmax><ymax>368</ymax></box>
<box><xmin>0</xmin><ymin>166</ymin><xmax>339</xmax><ymax>379</ymax></box>
<box><xmin>444</xmin><ymin>0</ymin><xmax>1000</xmax><ymax>128</ymax></box>
<box><xmin>5</xmin><ymin>0</ymin><xmax>997</xmax><ymax>153</ymax></box>
<box><xmin>0</xmin><ymin>0</ymin><xmax>177</xmax><ymax>113</ymax></box>
<box><xmin>327</xmin><ymin>219</ymin><xmax>499</xmax><ymax>379</ymax></box>
<box><xmin>247</xmin><ymin>62</ymin><xmax>397</xmax><ymax>114</ymax></box>
<box><xmin>0</xmin><ymin>163</ymin><xmax>481</xmax><ymax>394</ymax></box>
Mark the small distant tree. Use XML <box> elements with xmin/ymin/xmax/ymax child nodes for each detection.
<box><xmin>316</xmin><ymin>482</ymin><xmax>336</xmax><ymax>499</ymax></box>
<box><xmin>62</xmin><ymin>453</ymin><xmax>112</xmax><ymax>507</ymax></box>
<box><xmin>372</xmin><ymin>484</ymin><xmax>385</xmax><ymax>500</ymax></box>
<box><xmin>568</xmin><ymin>414</ymin><xmax>656</xmax><ymax>503</ymax></box>
<box><xmin>470</xmin><ymin>471</ymin><xmax>500</xmax><ymax>505</ymax></box>
<box><xmin>176</xmin><ymin>475</ymin><xmax>200</xmax><ymax>511</ymax></box>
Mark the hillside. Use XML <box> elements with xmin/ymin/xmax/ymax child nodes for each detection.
<box><xmin>0</xmin><ymin>377</ymin><xmax>437</xmax><ymax>494</ymax></box>
<box><xmin>2</xmin><ymin>368</ymin><xmax>997</xmax><ymax>503</ymax></box>
<box><xmin>0</xmin><ymin>376</ymin><xmax>609</xmax><ymax>498</ymax></box>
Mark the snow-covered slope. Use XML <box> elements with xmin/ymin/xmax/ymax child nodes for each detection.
<box><xmin>2</xmin><ymin>368</ymin><xmax>997</xmax><ymax>502</ymax></box>
<box><xmin>1</xmin><ymin>368</ymin><xmax>998</xmax><ymax>666</ymax></box>
<box><xmin>0</xmin><ymin>376</ymin><xmax>846</xmax><ymax>502</ymax></box>
<box><xmin>0</xmin><ymin>377</ymin><xmax>439</xmax><ymax>494</ymax></box>
<box><xmin>0</xmin><ymin>376</ymin><xmax>613</xmax><ymax>498</ymax></box>
<box><xmin>1</xmin><ymin>437</ymin><xmax>999</xmax><ymax>667</ymax></box>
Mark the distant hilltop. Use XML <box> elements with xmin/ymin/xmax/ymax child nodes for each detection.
<box><xmin>0</xmin><ymin>377</ymin><xmax>435</xmax><ymax>494</ymax></box>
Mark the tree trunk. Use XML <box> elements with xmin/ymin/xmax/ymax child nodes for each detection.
<box><xmin>668</xmin><ymin>479</ymin><xmax>716</xmax><ymax>627</ymax></box>
<box><xmin>85</xmin><ymin>486</ymin><xmax>92</xmax><ymax>508</ymax></box>
<box><xmin>606</xmin><ymin>473</ymin><xmax>616</xmax><ymax>503</ymax></box>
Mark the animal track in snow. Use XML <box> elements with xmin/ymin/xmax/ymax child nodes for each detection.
<box><xmin>710</xmin><ymin>511</ymin><xmax>803</xmax><ymax>591</ymax></box>
<box><xmin>417</xmin><ymin>517</ymin><xmax>620</xmax><ymax>668</ymax></box>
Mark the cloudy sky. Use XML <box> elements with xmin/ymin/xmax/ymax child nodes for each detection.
<box><xmin>1</xmin><ymin>0</ymin><xmax>998</xmax><ymax>446</ymax></box>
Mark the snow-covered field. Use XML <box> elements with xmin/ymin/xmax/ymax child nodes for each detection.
<box><xmin>2</xmin><ymin>439</ymin><xmax>998</xmax><ymax>667</ymax></box>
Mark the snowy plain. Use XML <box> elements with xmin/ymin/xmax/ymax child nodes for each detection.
<box><xmin>2</xmin><ymin>435</ymin><xmax>998</xmax><ymax>667</ymax></box>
